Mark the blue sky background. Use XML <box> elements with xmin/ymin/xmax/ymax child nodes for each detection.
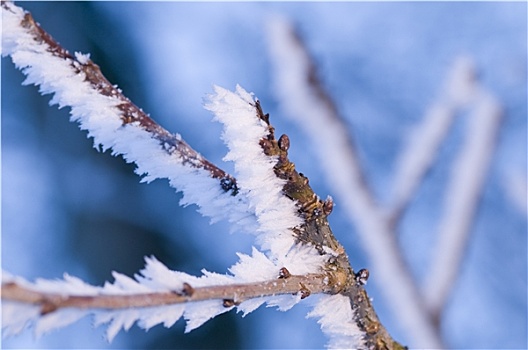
<box><xmin>2</xmin><ymin>2</ymin><xmax>526</xmax><ymax>349</ymax></box>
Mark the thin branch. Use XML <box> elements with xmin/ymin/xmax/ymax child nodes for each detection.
<box><xmin>2</xmin><ymin>2</ymin><xmax>238</xmax><ymax>194</ymax></box>
<box><xmin>266</xmin><ymin>16</ymin><xmax>443</xmax><ymax>349</ymax></box>
<box><xmin>386</xmin><ymin>57</ymin><xmax>477</xmax><ymax>224</ymax></box>
<box><xmin>423</xmin><ymin>87</ymin><xmax>503</xmax><ymax>320</ymax></box>
<box><xmin>2</xmin><ymin>273</ymin><xmax>330</xmax><ymax>312</ymax></box>
<box><xmin>253</xmin><ymin>99</ymin><xmax>345</xmax><ymax>256</ymax></box>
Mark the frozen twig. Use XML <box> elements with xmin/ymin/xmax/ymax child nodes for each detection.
<box><xmin>266</xmin><ymin>16</ymin><xmax>443</xmax><ymax>348</ymax></box>
<box><xmin>1</xmin><ymin>1</ymin><xmax>247</xmax><ymax>228</ymax></box>
<box><xmin>423</xmin><ymin>86</ymin><xmax>503</xmax><ymax>320</ymax></box>
<box><xmin>1</xmin><ymin>254</ymin><xmax>329</xmax><ymax>340</ymax></box>
<box><xmin>386</xmin><ymin>57</ymin><xmax>477</xmax><ymax>223</ymax></box>
<box><xmin>2</xmin><ymin>3</ymin><xmax>407</xmax><ymax>348</ymax></box>
<box><xmin>206</xmin><ymin>87</ymin><xmax>405</xmax><ymax>349</ymax></box>
<box><xmin>2</xmin><ymin>274</ymin><xmax>329</xmax><ymax>309</ymax></box>
<box><xmin>265</xmin><ymin>16</ymin><xmax>371</xmax><ymax>209</ymax></box>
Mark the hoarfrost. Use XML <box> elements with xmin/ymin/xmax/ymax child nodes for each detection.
<box><xmin>307</xmin><ymin>294</ymin><xmax>365</xmax><ymax>349</ymax></box>
<box><xmin>74</xmin><ymin>51</ymin><xmax>91</xmax><ymax>64</ymax></box>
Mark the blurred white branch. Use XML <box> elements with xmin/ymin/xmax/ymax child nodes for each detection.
<box><xmin>503</xmin><ymin>170</ymin><xmax>528</xmax><ymax>216</ymax></box>
<box><xmin>266</xmin><ymin>16</ymin><xmax>442</xmax><ymax>349</ymax></box>
<box><xmin>387</xmin><ymin>57</ymin><xmax>477</xmax><ymax>223</ymax></box>
<box><xmin>423</xmin><ymin>86</ymin><xmax>503</xmax><ymax>319</ymax></box>
<box><xmin>267</xmin><ymin>15</ymin><xmax>506</xmax><ymax>349</ymax></box>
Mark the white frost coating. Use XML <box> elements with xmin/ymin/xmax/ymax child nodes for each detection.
<box><xmin>267</xmin><ymin>16</ymin><xmax>443</xmax><ymax>348</ymax></box>
<box><xmin>204</xmin><ymin>85</ymin><xmax>325</xmax><ymax>268</ymax></box>
<box><xmin>74</xmin><ymin>51</ymin><xmax>90</xmax><ymax>64</ymax></box>
<box><xmin>1</xmin><ymin>2</ymin><xmax>255</xmax><ymax>236</ymax></box>
<box><xmin>237</xmin><ymin>297</ymin><xmax>268</xmax><ymax>316</ymax></box>
<box><xmin>34</xmin><ymin>274</ymin><xmax>102</xmax><ymax>296</ymax></box>
<box><xmin>205</xmin><ymin>85</ymin><xmax>300</xmax><ymax>259</ymax></box>
<box><xmin>3</xmin><ymin>3</ymin><xmax>329</xmax><ymax>344</ymax></box>
<box><xmin>266</xmin><ymin>293</ymin><xmax>303</xmax><ymax>312</ymax></box>
<box><xmin>2</xmin><ymin>249</ymin><xmax>315</xmax><ymax>341</ymax></box>
<box><xmin>93</xmin><ymin>308</ymin><xmax>143</xmax><ymax>342</ymax></box>
<box><xmin>35</xmin><ymin>309</ymin><xmax>87</xmax><ymax>338</ymax></box>
<box><xmin>230</xmin><ymin>247</ymin><xmax>279</xmax><ymax>282</ymax></box>
<box><xmin>423</xmin><ymin>87</ymin><xmax>502</xmax><ymax>315</ymax></box>
<box><xmin>388</xmin><ymin>57</ymin><xmax>477</xmax><ymax>218</ymax></box>
<box><xmin>103</xmin><ymin>271</ymin><xmax>153</xmax><ymax>294</ymax></box>
<box><xmin>2</xmin><ymin>302</ymin><xmax>41</xmax><ymax>337</ymax></box>
<box><xmin>183</xmin><ymin>300</ymin><xmax>229</xmax><ymax>333</ymax></box>
<box><xmin>137</xmin><ymin>304</ymin><xmax>185</xmax><ymax>330</ymax></box>
<box><xmin>307</xmin><ymin>294</ymin><xmax>365</xmax><ymax>349</ymax></box>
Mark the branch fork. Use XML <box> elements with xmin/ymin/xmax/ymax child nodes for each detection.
<box><xmin>2</xmin><ymin>3</ymin><xmax>405</xmax><ymax>349</ymax></box>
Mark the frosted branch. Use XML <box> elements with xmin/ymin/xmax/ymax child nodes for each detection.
<box><xmin>205</xmin><ymin>85</ymin><xmax>304</xmax><ymax>259</ymax></box>
<box><xmin>4</xmin><ymin>3</ymin><xmax>407</xmax><ymax>349</ymax></box>
<box><xmin>2</xmin><ymin>254</ymin><xmax>330</xmax><ymax>341</ymax></box>
<box><xmin>2</xmin><ymin>250</ymin><xmax>392</xmax><ymax>350</ymax></box>
<box><xmin>423</xmin><ymin>86</ymin><xmax>503</xmax><ymax>319</ymax></box>
<box><xmin>1</xmin><ymin>2</ymin><xmax>248</xmax><ymax>228</ymax></box>
<box><xmin>266</xmin><ymin>16</ymin><xmax>442</xmax><ymax>348</ymax></box>
<box><xmin>2</xmin><ymin>275</ymin><xmax>328</xmax><ymax>310</ymax></box>
<box><xmin>205</xmin><ymin>87</ymin><xmax>404</xmax><ymax>349</ymax></box>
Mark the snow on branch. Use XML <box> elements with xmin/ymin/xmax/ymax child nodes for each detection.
<box><xmin>205</xmin><ymin>85</ymin><xmax>305</xmax><ymax>260</ymax></box>
<box><xmin>1</xmin><ymin>1</ymin><xmax>249</xmax><ymax>228</ymax></box>
<box><xmin>2</xmin><ymin>253</ymin><xmax>330</xmax><ymax>341</ymax></box>
<box><xmin>204</xmin><ymin>87</ymin><xmax>403</xmax><ymax>349</ymax></box>
<box><xmin>3</xmin><ymin>3</ymin><xmax>407</xmax><ymax>349</ymax></box>
<box><xmin>205</xmin><ymin>85</ymin><xmax>344</xmax><ymax>263</ymax></box>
